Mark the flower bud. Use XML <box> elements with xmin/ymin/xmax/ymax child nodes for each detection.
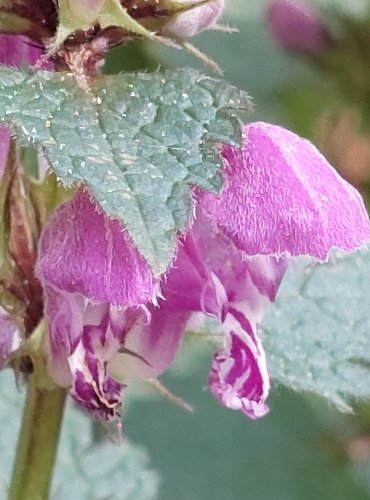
<box><xmin>163</xmin><ymin>0</ymin><xmax>225</xmax><ymax>38</ymax></box>
<box><xmin>266</xmin><ymin>0</ymin><xmax>329</xmax><ymax>54</ymax></box>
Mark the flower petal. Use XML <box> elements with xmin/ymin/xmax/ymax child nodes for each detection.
<box><xmin>209</xmin><ymin>310</ymin><xmax>270</xmax><ymax>419</ymax></box>
<box><xmin>163</xmin><ymin>210</ymin><xmax>287</xmax><ymax>316</ymax></box>
<box><xmin>43</xmin><ymin>285</ymin><xmax>97</xmax><ymax>385</ymax></box>
<box><xmin>38</xmin><ymin>189</ymin><xmax>155</xmax><ymax>306</ymax></box>
<box><xmin>199</xmin><ymin>122</ymin><xmax>370</xmax><ymax>260</ymax></box>
<box><xmin>69</xmin><ymin>344</ymin><xmax>124</xmax><ymax>421</ymax></box>
<box><xmin>109</xmin><ymin>303</ymin><xmax>190</xmax><ymax>381</ymax></box>
<box><xmin>158</xmin><ymin>211</ymin><xmax>286</xmax><ymax>417</ymax></box>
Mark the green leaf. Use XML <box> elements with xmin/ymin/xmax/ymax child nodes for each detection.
<box><xmin>0</xmin><ymin>371</ymin><xmax>160</xmax><ymax>499</ymax></box>
<box><xmin>262</xmin><ymin>249</ymin><xmax>370</xmax><ymax>412</ymax></box>
<box><xmin>0</xmin><ymin>66</ymin><xmax>251</xmax><ymax>274</ymax></box>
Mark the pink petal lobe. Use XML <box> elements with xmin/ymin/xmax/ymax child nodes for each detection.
<box><xmin>43</xmin><ymin>284</ymin><xmax>126</xmax><ymax>420</ymax></box>
<box><xmin>209</xmin><ymin>310</ymin><xmax>270</xmax><ymax>419</ymax></box>
<box><xmin>38</xmin><ymin>189</ymin><xmax>155</xmax><ymax>306</ymax></box>
<box><xmin>199</xmin><ymin>122</ymin><xmax>370</xmax><ymax>260</ymax></box>
<box><xmin>158</xmin><ymin>212</ymin><xmax>287</xmax><ymax>417</ymax></box>
<box><xmin>163</xmin><ymin>210</ymin><xmax>287</xmax><ymax>315</ymax></box>
<box><xmin>0</xmin><ymin>34</ymin><xmax>43</xmax><ymax>67</ymax></box>
<box><xmin>109</xmin><ymin>303</ymin><xmax>190</xmax><ymax>381</ymax></box>
<box><xmin>70</xmin><ymin>345</ymin><xmax>124</xmax><ymax>422</ymax></box>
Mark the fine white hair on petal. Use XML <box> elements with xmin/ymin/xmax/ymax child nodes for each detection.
<box><xmin>199</xmin><ymin>122</ymin><xmax>370</xmax><ymax>260</ymax></box>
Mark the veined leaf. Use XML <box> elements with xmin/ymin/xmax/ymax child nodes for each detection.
<box><xmin>0</xmin><ymin>66</ymin><xmax>251</xmax><ymax>274</ymax></box>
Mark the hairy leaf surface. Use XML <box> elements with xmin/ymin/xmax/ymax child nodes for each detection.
<box><xmin>0</xmin><ymin>66</ymin><xmax>251</xmax><ymax>273</ymax></box>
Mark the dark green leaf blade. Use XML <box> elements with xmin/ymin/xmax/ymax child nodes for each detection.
<box><xmin>0</xmin><ymin>66</ymin><xmax>251</xmax><ymax>274</ymax></box>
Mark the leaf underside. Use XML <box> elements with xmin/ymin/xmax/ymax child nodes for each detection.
<box><xmin>0</xmin><ymin>66</ymin><xmax>252</xmax><ymax>274</ymax></box>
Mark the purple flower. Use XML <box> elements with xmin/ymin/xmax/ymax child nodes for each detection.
<box><xmin>0</xmin><ymin>34</ymin><xmax>43</xmax><ymax>68</ymax></box>
<box><xmin>37</xmin><ymin>122</ymin><xmax>370</xmax><ymax>421</ymax></box>
<box><xmin>266</xmin><ymin>0</ymin><xmax>329</xmax><ymax>54</ymax></box>
<box><xmin>37</xmin><ymin>189</ymin><xmax>156</xmax><ymax>419</ymax></box>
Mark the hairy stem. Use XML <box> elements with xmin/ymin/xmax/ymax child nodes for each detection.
<box><xmin>8</xmin><ymin>378</ymin><xmax>66</xmax><ymax>500</ymax></box>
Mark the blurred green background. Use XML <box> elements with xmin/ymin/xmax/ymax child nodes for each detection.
<box><xmin>103</xmin><ymin>1</ymin><xmax>370</xmax><ymax>498</ymax></box>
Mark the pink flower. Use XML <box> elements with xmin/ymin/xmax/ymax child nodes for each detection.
<box><xmin>37</xmin><ymin>123</ymin><xmax>370</xmax><ymax>420</ymax></box>
<box><xmin>266</xmin><ymin>0</ymin><xmax>329</xmax><ymax>54</ymax></box>
<box><xmin>163</xmin><ymin>0</ymin><xmax>225</xmax><ymax>39</ymax></box>
<box><xmin>37</xmin><ymin>189</ymin><xmax>156</xmax><ymax>419</ymax></box>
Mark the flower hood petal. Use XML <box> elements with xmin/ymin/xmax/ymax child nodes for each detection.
<box><xmin>157</xmin><ymin>211</ymin><xmax>287</xmax><ymax>417</ymax></box>
<box><xmin>43</xmin><ymin>284</ymin><xmax>127</xmax><ymax>420</ymax></box>
<box><xmin>38</xmin><ymin>188</ymin><xmax>155</xmax><ymax>306</ymax></box>
<box><xmin>209</xmin><ymin>313</ymin><xmax>270</xmax><ymax>419</ymax></box>
<box><xmin>199</xmin><ymin>122</ymin><xmax>370</xmax><ymax>260</ymax></box>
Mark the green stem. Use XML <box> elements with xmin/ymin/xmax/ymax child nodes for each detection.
<box><xmin>8</xmin><ymin>377</ymin><xmax>66</xmax><ymax>500</ymax></box>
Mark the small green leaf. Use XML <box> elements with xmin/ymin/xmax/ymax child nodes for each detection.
<box><xmin>0</xmin><ymin>66</ymin><xmax>251</xmax><ymax>274</ymax></box>
<box><xmin>262</xmin><ymin>249</ymin><xmax>370</xmax><ymax>412</ymax></box>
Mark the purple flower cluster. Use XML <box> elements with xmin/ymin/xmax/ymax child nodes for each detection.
<box><xmin>37</xmin><ymin>123</ymin><xmax>370</xmax><ymax>421</ymax></box>
<box><xmin>1</xmin><ymin>34</ymin><xmax>370</xmax><ymax>423</ymax></box>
